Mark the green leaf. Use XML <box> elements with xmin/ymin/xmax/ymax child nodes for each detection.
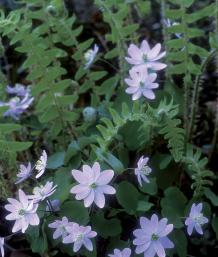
<box><xmin>159</xmin><ymin>154</ymin><xmax>172</xmax><ymax>170</ymax></box>
<box><xmin>212</xmin><ymin>217</ymin><xmax>218</xmax><ymax>240</ymax></box>
<box><xmin>161</xmin><ymin>187</ymin><xmax>187</xmax><ymax>228</ymax></box>
<box><xmin>0</xmin><ymin>141</ymin><xmax>32</xmax><ymax>152</ymax></box>
<box><xmin>0</xmin><ymin>124</ymin><xmax>21</xmax><ymax>134</ymax></box>
<box><xmin>51</xmin><ymin>168</ymin><xmax>72</xmax><ymax>202</ymax></box>
<box><xmin>64</xmin><ymin>141</ymin><xmax>80</xmax><ymax>164</ymax></box>
<box><xmin>204</xmin><ymin>188</ymin><xmax>218</xmax><ymax>206</ymax></box>
<box><xmin>171</xmin><ymin>230</ymin><xmax>187</xmax><ymax>257</ymax></box>
<box><xmin>137</xmin><ymin>200</ymin><xmax>153</xmax><ymax>212</ymax></box>
<box><xmin>47</xmin><ymin>151</ymin><xmax>65</xmax><ymax>169</ymax></box>
<box><xmin>92</xmin><ymin>211</ymin><xmax>122</xmax><ymax>238</ymax></box>
<box><xmin>139</xmin><ymin>178</ymin><xmax>157</xmax><ymax>196</ymax></box>
<box><xmin>26</xmin><ymin>224</ymin><xmax>48</xmax><ymax>255</ymax></box>
<box><xmin>116</xmin><ymin>181</ymin><xmax>140</xmax><ymax>214</ymax></box>
<box><xmin>60</xmin><ymin>201</ymin><xmax>89</xmax><ymax>225</ymax></box>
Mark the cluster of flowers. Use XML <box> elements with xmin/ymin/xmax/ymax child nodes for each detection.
<box><xmin>0</xmin><ymin>83</ymin><xmax>34</xmax><ymax>120</ymax></box>
<box><xmin>0</xmin><ymin>42</ymin><xmax>208</xmax><ymax>257</ymax></box>
<box><xmin>124</xmin><ymin>40</ymin><xmax>166</xmax><ymax>100</ymax></box>
<box><xmin>0</xmin><ymin>152</ymin><xmax>208</xmax><ymax>257</ymax></box>
<box><xmin>83</xmin><ymin>40</ymin><xmax>166</xmax><ymax>101</ymax></box>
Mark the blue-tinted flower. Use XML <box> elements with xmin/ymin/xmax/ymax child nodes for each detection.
<box><xmin>0</xmin><ymin>237</ymin><xmax>4</xmax><ymax>257</ymax></box>
<box><xmin>46</xmin><ymin>199</ymin><xmax>61</xmax><ymax>212</ymax></box>
<box><xmin>6</xmin><ymin>84</ymin><xmax>30</xmax><ymax>97</ymax></box>
<box><xmin>49</xmin><ymin>217</ymin><xmax>75</xmax><ymax>240</ymax></box>
<box><xmin>5</xmin><ymin>189</ymin><xmax>39</xmax><ymax>233</ymax></box>
<box><xmin>125</xmin><ymin>40</ymin><xmax>166</xmax><ymax>72</ymax></box>
<box><xmin>185</xmin><ymin>203</ymin><xmax>208</xmax><ymax>236</ymax></box>
<box><xmin>125</xmin><ymin>68</ymin><xmax>158</xmax><ymax>100</ymax></box>
<box><xmin>135</xmin><ymin>156</ymin><xmax>152</xmax><ymax>186</ymax></box>
<box><xmin>35</xmin><ymin>150</ymin><xmax>47</xmax><ymax>179</ymax></box>
<box><xmin>2</xmin><ymin>93</ymin><xmax>34</xmax><ymax>120</ymax></box>
<box><xmin>108</xmin><ymin>248</ymin><xmax>131</xmax><ymax>257</ymax></box>
<box><xmin>71</xmin><ymin>162</ymin><xmax>116</xmax><ymax>208</ymax></box>
<box><xmin>29</xmin><ymin>181</ymin><xmax>57</xmax><ymax>203</ymax></box>
<box><xmin>133</xmin><ymin>214</ymin><xmax>174</xmax><ymax>257</ymax></box>
<box><xmin>63</xmin><ymin>223</ymin><xmax>97</xmax><ymax>252</ymax></box>
<box><xmin>84</xmin><ymin>44</ymin><xmax>99</xmax><ymax>69</ymax></box>
<box><xmin>15</xmin><ymin>162</ymin><xmax>32</xmax><ymax>184</ymax></box>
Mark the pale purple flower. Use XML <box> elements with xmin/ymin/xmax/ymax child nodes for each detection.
<box><xmin>185</xmin><ymin>203</ymin><xmax>208</xmax><ymax>236</ymax></box>
<box><xmin>133</xmin><ymin>214</ymin><xmax>174</xmax><ymax>257</ymax></box>
<box><xmin>29</xmin><ymin>181</ymin><xmax>57</xmax><ymax>203</ymax></box>
<box><xmin>46</xmin><ymin>199</ymin><xmax>61</xmax><ymax>212</ymax></box>
<box><xmin>108</xmin><ymin>248</ymin><xmax>131</xmax><ymax>257</ymax></box>
<box><xmin>63</xmin><ymin>223</ymin><xmax>97</xmax><ymax>252</ymax></box>
<box><xmin>135</xmin><ymin>156</ymin><xmax>152</xmax><ymax>187</ymax></box>
<box><xmin>125</xmin><ymin>68</ymin><xmax>158</xmax><ymax>100</ymax></box>
<box><xmin>6</xmin><ymin>84</ymin><xmax>30</xmax><ymax>97</ymax></box>
<box><xmin>2</xmin><ymin>94</ymin><xmax>34</xmax><ymax>120</ymax></box>
<box><xmin>15</xmin><ymin>162</ymin><xmax>32</xmax><ymax>184</ymax></box>
<box><xmin>5</xmin><ymin>189</ymin><xmax>39</xmax><ymax>233</ymax></box>
<box><xmin>70</xmin><ymin>162</ymin><xmax>116</xmax><ymax>208</ymax></box>
<box><xmin>84</xmin><ymin>44</ymin><xmax>99</xmax><ymax>69</ymax></box>
<box><xmin>0</xmin><ymin>237</ymin><xmax>4</xmax><ymax>257</ymax></box>
<box><xmin>49</xmin><ymin>217</ymin><xmax>75</xmax><ymax>240</ymax></box>
<box><xmin>125</xmin><ymin>40</ymin><xmax>166</xmax><ymax>71</ymax></box>
<box><xmin>35</xmin><ymin>150</ymin><xmax>47</xmax><ymax>179</ymax></box>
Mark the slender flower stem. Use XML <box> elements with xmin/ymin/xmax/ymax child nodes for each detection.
<box><xmin>98</xmin><ymin>58</ymin><xmax>119</xmax><ymax>72</ymax></box>
<box><xmin>181</xmin><ymin>1</ymin><xmax>190</xmax><ymax>143</ymax></box>
<box><xmin>5</xmin><ymin>231</ymin><xmax>20</xmax><ymax>240</ymax></box>
<box><xmin>188</xmin><ymin>50</ymin><xmax>217</xmax><ymax>141</ymax></box>
<box><xmin>208</xmin><ymin>0</ymin><xmax>218</xmax><ymax>160</ymax></box>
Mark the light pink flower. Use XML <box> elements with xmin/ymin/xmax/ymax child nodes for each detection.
<box><xmin>35</xmin><ymin>150</ymin><xmax>47</xmax><ymax>179</ymax></box>
<box><xmin>15</xmin><ymin>162</ymin><xmax>32</xmax><ymax>184</ymax></box>
<box><xmin>29</xmin><ymin>181</ymin><xmax>57</xmax><ymax>203</ymax></box>
<box><xmin>125</xmin><ymin>68</ymin><xmax>158</xmax><ymax>100</ymax></box>
<box><xmin>108</xmin><ymin>248</ymin><xmax>131</xmax><ymax>257</ymax></box>
<box><xmin>70</xmin><ymin>162</ymin><xmax>116</xmax><ymax>208</ymax></box>
<box><xmin>0</xmin><ymin>237</ymin><xmax>4</xmax><ymax>257</ymax></box>
<box><xmin>125</xmin><ymin>40</ymin><xmax>166</xmax><ymax>71</ymax></box>
<box><xmin>5</xmin><ymin>189</ymin><xmax>39</xmax><ymax>233</ymax></box>
<box><xmin>49</xmin><ymin>217</ymin><xmax>75</xmax><ymax>240</ymax></box>
<box><xmin>135</xmin><ymin>156</ymin><xmax>152</xmax><ymax>187</ymax></box>
<box><xmin>63</xmin><ymin>223</ymin><xmax>97</xmax><ymax>252</ymax></box>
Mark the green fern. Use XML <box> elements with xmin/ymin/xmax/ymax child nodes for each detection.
<box><xmin>183</xmin><ymin>145</ymin><xmax>214</xmax><ymax>198</ymax></box>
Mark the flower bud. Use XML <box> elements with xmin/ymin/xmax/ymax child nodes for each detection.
<box><xmin>83</xmin><ymin>107</ymin><xmax>97</xmax><ymax>122</ymax></box>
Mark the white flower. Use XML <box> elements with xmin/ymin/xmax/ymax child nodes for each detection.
<box><xmin>5</xmin><ymin>189</ymin><xmax>39</xmax><ymax>233</ymax></box>
<box><xmin>84</xmin><ymin>44</ymin><xmax>99</xmax><ymax>69</ymax></box>
<box><xmin>125</xmin><ymin>68</ymin><xmax>159</xmax><ymax>100</ymax></box>
<box><xmin>135</xmin><ymin>156</ymin><xmax>152</xmax><ymax>186</ymax></box>
<box><xmin>63</xmin><ymin>223</ymin><xmax>97</xmax><ymax>252</ymax></box>
<box><xmin>49</xmin><ymin>217</ymin><xmax>75</xmax><ymax>240</ymax></box>
<box><xmin>35</xmin><ymin>150</ymin><xmax>47</xmax><ymax>179</ymax></box>
<box><xmin>29</xmin><ymin>181</ymin><xmax>57</xmax><ymax>203</ymax></box>
<box><xmin>70</xmin><ymin>162</ymin><xmax>116</xmax><ymax>208</ymax></box>
<box><xmin>0</xmin><ymin>237</ymin><xmax>4</xmax><ymax>257</ymax></box>
<box><xmin>15</xmin><ymin>162</ymin><xmax>32</xmax><ymax>184</ymax></box>
<box><xmin>125</xmin><ymin>40</ymin><xmax>166</xmax><ymax>71</ymax></box>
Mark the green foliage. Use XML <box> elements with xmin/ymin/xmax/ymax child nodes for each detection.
<box><xmin>161</xmin><ymin>187</ymin><xmax>187</xmax><ymax>228</ymax></box>
<box><xmin>0</xmin><ymin>0</ymin><xmax>217</xmax><ymax>256</ymax></box>
<box><xmin>92</xmin><ymin>211</ymin><xmax>122</xmax><ymax>238</ymax></box>
<box><xmin>116</xmin><ymin>181</ymin><xmax>140</xmax><ymax>214</ymax></box>
<box><xmin>97</xmin><ymin>98</ymin><xmax>185</xmax><ymax>162</ymax></box>
<box><xmin>183</xmin><ymin>145</ymin><xmax>214</xmax><ymax>197</ymax></box>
